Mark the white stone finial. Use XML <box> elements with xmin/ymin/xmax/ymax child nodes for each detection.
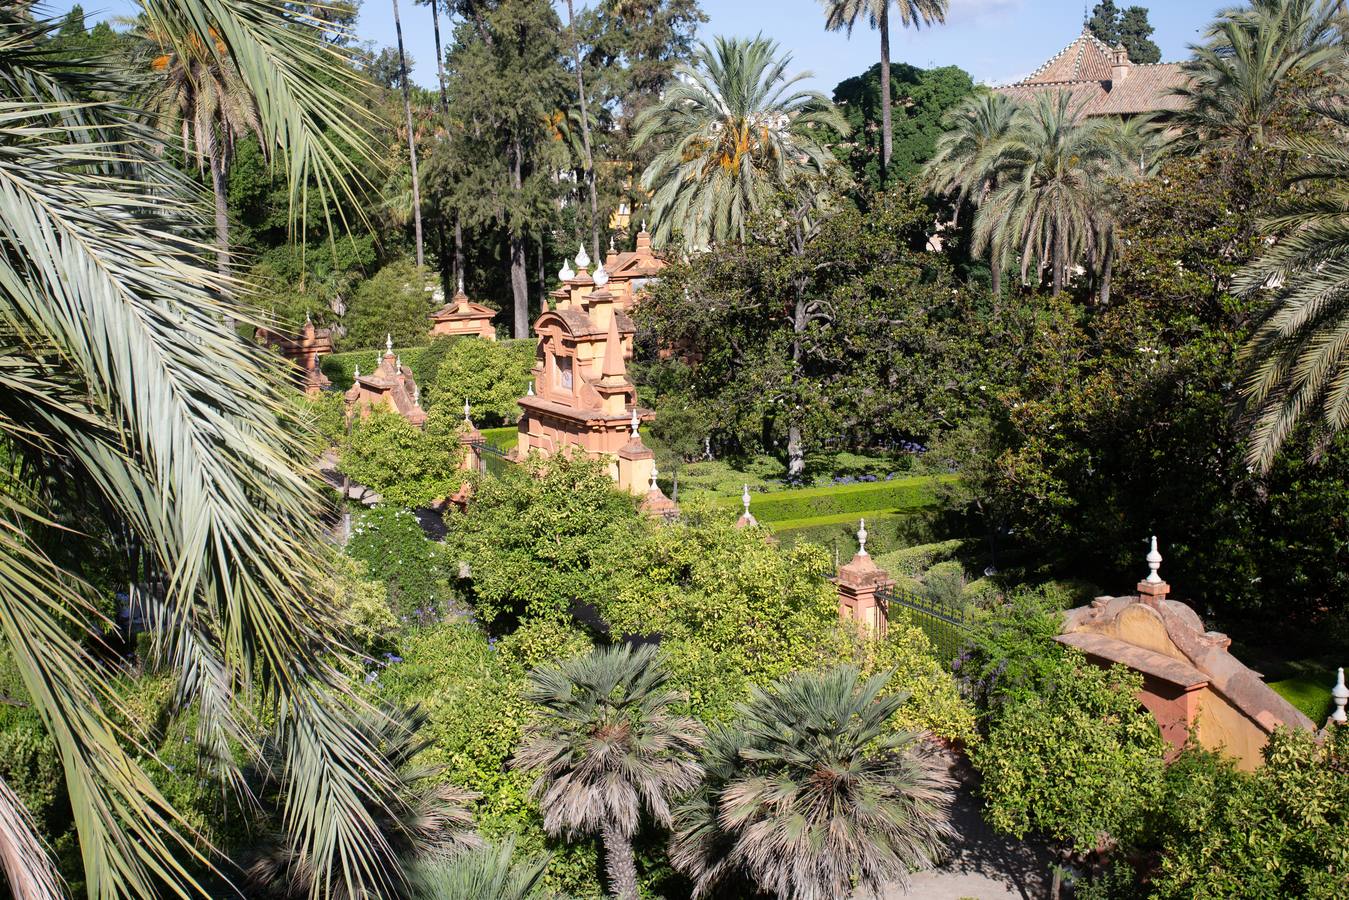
<box><xmin>641</xmin><ymin>219</ymin><xmax>647</xmax><ymax>233</ymax></box>
<box><xmin>457</xmin><ymin>271</ymin><xmax>465</xmax><ymax>294</ymax></box>
<box><xmin>526</xmin><ymin>380</ymin><xmax>535</xmax><ymax>396</ymax></box>
<box><xmin>594</xmin><ymin>262</ymin><xmax>609</xmax><ymax>288</ymax></box>
<box><xmin>1145</xmin><ymin>535</ymin><xmax>1163</xmax><ymax>584</ymax></box>
<box><xmin>609</xmin><ymin>234</ymin><xmax>616</xmax><ymax>253</ymax></box>
<box><xmin>1333</xmin><ymin>668</ymin><xmax>1348</xmax><ymax>724</ymax></box>
<box><xmin>649</xmin><ymin>465</ymin><xmax>659</xmax><ymax>492</ymax></box>
<box><xmin>305</xmin><ymin>310</ymin><xmax>312</xmax><ymax>324</ymax></box>
<box><xmin>857</xmin><ymin>519</ymin><xmax>869</xmax><ymax>557</ymax></box>
<box><xmin>559</xmin><ymin>258</ymin><xmax>576</xmax><ymax>282</ymax></box>
<box><xmin>575</xmin><ymin>243</ymin><xmax>590</xmax><ymax>270</ymax></box>
<box><xmin>742</xmin><ymin>484</ymin><xmax>751</xmax><ymax>516</ymax></box>
<box><xmin>385</xmin><ymin>333</ymin><xmax>393</xmax><ymax>353</ymax></box>
<box><xmin>353</xmin><ymin>365</ymin><xmax>360</xmax><ymax>384</ymax></box>
<box><xmin>463</xmin><ymin>398</ymin><xmax>471</xmax><ymax>421</ymax></box>
<box><xmin>630</xmin><ymin>406</ymin><xmax>640</xmax><ymax>437</ymax></box>
<box><xmin>413</xmin><ymin>385</ymin><xmax>420</xmax><ymax>407</ymax></box>
<box><xmin>396</xmin><ymin>355</ymin><xmax>403</xmax><ymax>374</ymax></box>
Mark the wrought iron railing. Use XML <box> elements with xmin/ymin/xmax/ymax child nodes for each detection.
<box><xmin>471</xmin><ymin>440</ymin><xmax>514</xmax><ymax>478</ymax></box>
<box><xmin>877</xmin><ymin>583</ymin><xmax>970</xmax><ymax>664</ymax></box>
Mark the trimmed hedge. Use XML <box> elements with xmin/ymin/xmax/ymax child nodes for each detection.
<box><xmin>480</xmin><ymin>426</ymin><xmax>517</xmax><ymax>452</ymax></box>
<box><xmin>772</xmin><ymin>509</ymin><xmax>943</xmax><ymax>558</ymax></box>
<box><xmin>321</xmin><ymin>337</ymin><xmax>534</xmax><ymax>395</ymax></box>
<box><xmin>719</xmin><ymin>474</ymin><xmax>954</xmax><ymax>524</ymax></box>
<box><xmin>322</xmin><ymin>343</ymin><xmax>435</xmax><ymax>388</ymax></box>
<box><xmin>1269</xmin><ymin>676</ymin><xmax>1333</xmax><ymax>723</ymax></box>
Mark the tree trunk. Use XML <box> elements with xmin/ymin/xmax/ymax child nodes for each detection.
<box><xmin>1099</xmin><ymin>241</ymin><xmax>1113</xmax><ymax>307</ymax></box>
<box><xmin>566</xmin><ymin>0</ymin><xmax>602</xmax><ymax>262</ymax></box>
<box><xmin>454</xmin><ymin>212</ymin><xmax>464</xmax><ymax>291</ymax></box>
<box><xmin>430</xmin><ymin>0</ymin><xmax>449</xmax><ymax>114</ymax></box>
<box><xmin>787</xmin><ymin>422</ymin><xmax>805</xmax><ymax>481</ymax></box>
<box><xmin>509</xmin><ymin>141</ymin><xmax>529</xmax><ymax>337</ymax></box>
<box><xmin>600</xmin><ymin>822</ymin><xmax>639</xmax><ymax>900</ymax></box>
<box><xmin>1052</xmin><ymin>226</ymin><xmax>1065</xmax><ymax>296</ymax></box>
<box><xmin>787</xmin><ymin>254</ymin><xmax>808</xmax><ymax>482</ymax></box>
<box><xmin>878</xmin><ymin>6</ymin><xmax>893</xmax><ymax>186</ymax></box>
<box><xmin>990</xmin><ymin>252</ymin><xmax>1002</xmax><ymax>298</ymax></box>
<box><xmin>209</xmin><ymin>147</ymin><xmax>234</xmax><ymax>332</ymax></box>
<box><xmin>392</xmin><ymin>0</ymin><xmax>424</xmax><ymax>268</ymax></box>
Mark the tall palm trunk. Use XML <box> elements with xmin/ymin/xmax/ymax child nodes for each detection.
<box><xmin>991</xmin><ymin>252</ymin><xmax>1003</xmax><ymax>298</ymax></box>
<box><xmin>566</xmin><ymin>0</ymin><xmax>601</xmax><ymax>262</ymax></box>
<box><xmin>601</xmin><ymin>822</ymin><xmax>638</xmax><ymax>900</ymax></box>
<box><xmin>510</xmin><ymin>140</ymin><xmax>529</xmax><ymax>337</ymax></box>
<box><xmin>878</xmin><ymin>4</ymin><xmax>892</xmax><ymax>185</ymax></box>
<box><xmin>392</xmin><ymin>0</ymin><xmax>424</xmax><ymax>268</ymax></box>
<box><xmin>1099</xmin><ymin>241</ymin><xmax>1113</xmax><ymax>307</ymax></box>
<box><xmin>1052</xmin><ymin>225</ymin><xmax>1066</xmax><ymax>296</ymax></box>
<box><xmin>208</xmin><ymin>144</ymin><xmax>235</xmax><ymax>331</ymax></box>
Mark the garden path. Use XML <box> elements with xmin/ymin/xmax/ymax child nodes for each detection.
<box><xmin>881</xmin><ymin>752</ymin><xmax>1052</xmax><ymax>900</ymax></box>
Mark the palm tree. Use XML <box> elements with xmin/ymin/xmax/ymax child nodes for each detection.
<box><xmin>413</xmin><ymin>839</ymin><xmax>558</xmax><ymax>900</ymax></box>
<box><xmin>392</xmin><ymin>0</ymin><xmax>425</xmax><ymax>267</ymax></box>
<box><xmin>1170</xmin><ymin>0</ymin><xmax>1346</xmax><ymax>158</ymax></box>
<box><xmin>0</xmin><ymin>4</ymin><xmax>398</xmax><ymax>896</ymax></box>
<box><xmin>819</xmin><ymin>0</ymin><xmax>948</xmax><ymax>185</ymax></box>
<box><xmin>922</xmin><ymin>91</ymin><xmax>1019</xmax><ymax>295</ymax></box>
<box><xmin>246</xmin><ymin>706</ymin><xmax>482</xmax><ymax>897</ymax></box>
<box><xmin>139</xmin><ymin>14</ymin><xmax>261</xmax><ymax>282</ymax></box>
<box><xmin>1236</xmin><ymin>103</ymin><xmax>1349</xmax><ymax>472</ymax></box>
<box><xmin>513</xmin><ymin>644</ymin><xmax>704</xmax><ymax>900</ymax></box>
<box><xmin>973</xmin><ymin>90</ymin><xmax>1116</xmax><ymax>296</ymax></box>
<box><xmin>670</xmin><ymin>666</ymin><xmax>955</xmax><ymax>899</ymax></box>
<box><xmin>632</xmin><ymin>36</ymin><xmax>849</xmax><ymax>250</ymax></box>
<box><xmin>1092</xmin><ymin>115</ymin><xmax>1172</xmax><ymax>306</ymax></box>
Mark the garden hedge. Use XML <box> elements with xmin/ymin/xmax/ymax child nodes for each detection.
<box><xmin>773</xmin><ymin>509</ymin><xmax>943</xmax><ymax>559</ymax></box>
<box><xmin>718</xmin><ymin>474</ymin><xmax>954</xmax><ymax>524</ymax></box>
<box><xmin>480</xmin><ymin>426</ymin><xmax>517</xmax><ymax>452</ymax></box>
<box><xmin>321</xmin><ymin>337</ymin><xmax>534</xmax><ymax>395</ymax></box>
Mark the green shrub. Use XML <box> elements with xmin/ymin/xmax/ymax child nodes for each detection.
<box><xmin>721</xmin><ymin>475</ymin><xmax>954</xmax><ymax>524</ymax></box>
<box><xmin>342</xmin><ymin>258</ymin><xmax>436</xmax><ymax>349</ymax></box>
<box><xmin>328</xmin><ymin>555</ymin><xmax>399</xmax><ymax>659</ymax></box>
<box><xmin>346</xmin><ymin>505</ymin><xmax>450</xmax><ymax>620</ymax></box>
<box><xmin>854</xmin><ymin>624</ymin><xmax>977</xmax><ymax>744</ymax></box>
<box><xmin>1151</xmin><ymin>729</ymin><xmax>1349</xmax><ymax>899</ymax></box>
<box><xmin>496</xmin><ymin>618</ymin><xmax>594</xmax><ymax>675</ymax></box>
<box><xmin>373</xmin><ymin>622</ymin><xmax>605</xmax><ymax>898</ymax></box>
<box><xmin>339</xmin><ymin>408</ymin><xmax>466</xmax><ymax>508</ymax></box>
<box><xmin>429</xmin><ymin>338</ymin><xmax>536</xmax><ymax>425</ymax></box>
<box><xmin>321</xmin><ymin>343</ymin><xmax>433</xmax><ymax>389</ymax></box>
<box><xmin>972</xmin><ymin>651</ymin><xmax>1166</xmax><ymax>851</ymax></box>
<box><xmin>480</xmin><ymin>426</ymin><xmax>517</xmax><ymax>452</ymax></box>
<box><xmin>772</xmin><ymin>509</ymin><xmax>943</xmax><ymax>559</ymax></box>
<box><xmin>875</xmin><ymin>538</ymin><xmax>970</xmax><ymax>577</ymax></box>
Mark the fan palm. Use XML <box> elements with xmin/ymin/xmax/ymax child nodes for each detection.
<box><xmin>138</xmin><ymin>14</ymin><xmax>261</xmax><ymax>282</ymax></box>
<box><xmin>973</xmin><ymin>90</ymin><xmax>1117</xmax><ymax>296</ymax></box>
<box><xmin>0</xmin><ymin>4</ymin><xmax>401</xmax><ymax>898</ymax></box>
<box><xmin>670</xmin><ymin>665</ymin><xmax>955</xmax><ymax>899</ymax></box>
<box><xmin>246</xmin><ymin>706</ymin><xmax>482</xmax><ymax>897</ymax></box>
<box><xmin>1170</xmin><ymin>0</ymin><xmax>1347</xmax><ymax>157</ymax></box>
<box><xmin>632</xmin><ymin>35</ymin><xmax>848</xmax><ymax>250</ymax></box>
<box><xmin>922</xmin><ymin>91</ymin><xmax>1019</xmax><ymax>294</ymax></box>
<box><xmin>1236</xmin><ymin>103</ymin><xmax>1349</xmax><ymax>472</ymax></box>
<box><xmin>513</xmin><ymin>644</ymin><xmax>704</xmax><ymax>900</ymax></box>
<box><xmin>818</xmin><ymin>0</ymin><xmax>948</xmax><ymax>185</ymax></box>
<box><xmin>413</xmin><ymin>839</ymin><xmax>557</xmax><ymax>900</ymax></box>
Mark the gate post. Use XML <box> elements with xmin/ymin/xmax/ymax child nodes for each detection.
<box><xmin>836</xmin><ymin>519</ymin><xmax>893</xmax><ymax>637</ymax></box>
<box><xmin>459</xmin><ymin>399</ymin><xmax>483</xmax><ymax>473</ymax></box>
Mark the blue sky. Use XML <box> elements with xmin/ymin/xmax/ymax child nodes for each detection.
<box><xmin>48</xmin><ymin>0</ymin><xmax>1221</xmax><ymax>92</ymax></box>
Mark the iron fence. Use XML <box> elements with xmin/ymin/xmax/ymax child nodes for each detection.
<box><xmin>877</xmin><ymin>583</ymin><xmax>970</xmax><ymax>664</ymax></box>
<box><xmin>473</xmin><ymin>440</ymin><xmax>514</xmax><ymax>478</ymax></box>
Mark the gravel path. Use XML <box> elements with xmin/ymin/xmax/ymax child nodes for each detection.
<box><xmin>881</xmin><ymin>752</ymin><xmax>1052</xmax><ymax>900</ymax></box>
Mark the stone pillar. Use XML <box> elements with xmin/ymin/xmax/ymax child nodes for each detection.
<box><xmin>836</xmin><ymin>521</ymin><xmax>892</xmax><ymax>636</ymax></box>
<box><xmin>617</xmin><ymin>437</ymin><xmax>654</xmax><ymax>497</ymax></box>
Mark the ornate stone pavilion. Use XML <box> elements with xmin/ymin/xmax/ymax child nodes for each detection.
<box><xmin>344</xmin><ymin>334</ymin><xmax>427</xmax><ymax>427</ymax></box>
<box><xmin>994</xmin><ymin>27</ymin><xmax>1188</xmax><ymax>119</ymax></box>
<box><xmin>1057</xmin><ymin>539</ymin><xmax>1313</xmax><ymax>770</ymax></box>
<box><xmin>428</xmin><ymin>275</ymin><xmax>498</xmax><ymax>341</ymax></box>
<box><xmin>515</xmin><ymin>244</ymin><xmax>657</xmax><ymax>496</ymax></box>
<box><xmin>256</xmin><ymin>316</ymin><xmax>333</xmax><ymax>397</ymax></box>
<box><xmin>597</xmin><ymin>226</ymin><xmax>664</xmax><ymax>310</ymax></box>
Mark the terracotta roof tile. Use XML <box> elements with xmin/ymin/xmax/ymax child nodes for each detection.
<box><xmin>1023</xmin><ymin>29</ymin><xmax>1116</xmax><ymax>84</ymax></box>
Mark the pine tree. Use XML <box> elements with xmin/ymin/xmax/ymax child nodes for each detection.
<box><xmin>440</xmin><ymin>0</ymin><xmax>569</xmax><ymax>337</ymax></box>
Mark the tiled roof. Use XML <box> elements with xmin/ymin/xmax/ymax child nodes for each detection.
<box><xmin>995</xmin><ymin>28</ymin><xmax>1189</xmax><ymax>118</ymax></box>
<box><xmin>1023</xmin><ymin>29</ymin><xmax>1116</xmax><ymax>84</ymax></box>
